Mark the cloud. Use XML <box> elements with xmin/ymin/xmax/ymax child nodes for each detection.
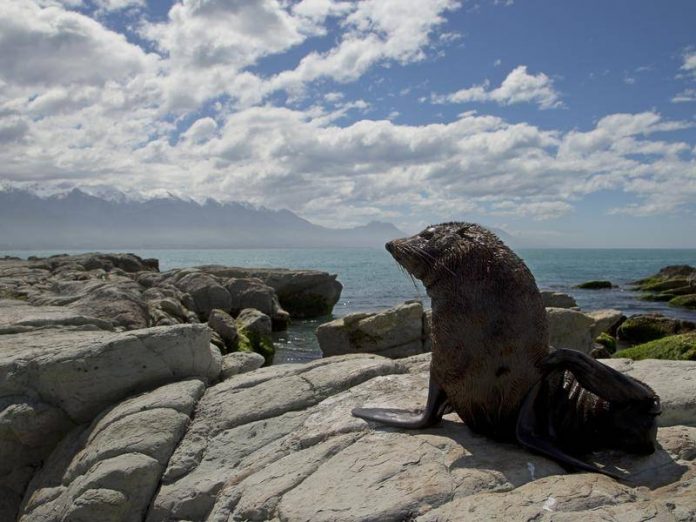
<box><xmin>681</xmin><ymin>50</ymin><xmax>696</xmax><ymax>75</ymax></box>
<box><xmin>0</xmin><ymin>0</ymin><xmax>693</xmax><ymax>230</ymax></box>
<box><xmin>432</xmin><ymin>66</ymin><xmax>562</xmax><ymax>109</ymax></box>
<box><xmin>672</xmin><ymin>88</ymin><xmax>696</xmax><ymax>103</ymax></box>
<box><xmin>264</xmin><ymin>0</ymin><xmax>460</xmax><ymax>97</ymax></box>
<box><xmin>93</xmin><ymin>0</ymin><xmax>145</xmax><ymax>12</ymax></box>
<box><xmin>0</xmin><ymin>0</ymin><xmax>153</xmax><ymax>87</ymax></box>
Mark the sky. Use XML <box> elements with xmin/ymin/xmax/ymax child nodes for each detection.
<box><xmin>0</xmin><ymin>0</ymin><xmax>695</xmax><ymax>247</ymax></box>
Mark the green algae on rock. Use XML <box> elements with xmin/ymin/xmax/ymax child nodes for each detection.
<box><xmin>617</xmin><ymin>314</ymin><xmax>695</xmax><ymax>345</ymax></box>
<box><xmin>615</xmin><ymin>333</ymin><xmax>696</xmax><ymax>361</ymax></box>
<box><xmin>633</xmin><ymin>265</ymin><xmax>696</xmax><ymax>312</ymax></box>
<box><xmin>595</xmin><ymin>332</ymin><xmax>617</xmax><ymax>353</ymax></box>
<box><xmin>670</xmin><ymin>294</ymin><xmax>696</xmax><ymax>310</ymax></box>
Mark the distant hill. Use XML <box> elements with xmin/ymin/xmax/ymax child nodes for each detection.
<box><xmin>0</xmin><ymin>185</ymin><xmax>405</xmax><ymax>249</ymax></box>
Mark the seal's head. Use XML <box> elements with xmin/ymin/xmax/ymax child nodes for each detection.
<box><xmin>386</xmin><ymin>222</ymin><xmax>509</xmax><ymax>287</ymax></box>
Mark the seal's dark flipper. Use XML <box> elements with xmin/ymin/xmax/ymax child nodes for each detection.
<box><xmin>352</xmin><ymin>378</ymin><xmax>449</xmax><ymax>429</ymax></box>
<box><xmin>516</xmin><ymin>382</ymin><xmax>624</xmax><ymax>481</ymax></box>
<box><xmin>540</xmin><ymin>349</ymin><xmax>658</xmax><ymax>406</ymax></box>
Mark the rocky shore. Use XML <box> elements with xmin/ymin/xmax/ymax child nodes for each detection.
<box><xmin>1</xmin><ymin>254</ymin><xmax>696</xmax><ymax>521</ymax></box>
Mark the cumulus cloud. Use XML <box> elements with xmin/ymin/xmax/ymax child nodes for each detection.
<box><xmin>0</xmin><ymin>0</ymin><xmax>693</xmax><ymax>230</ymax></box>
<box><xmin>264</xmin><ymin>0</ymin><xmax>460</xmax><ymax>97</ymax></box>
<box><xmin>0</xmin><ymin>0</ymin><xmax>153</xmax><ymax>87</ymax></box>
<box><xmin>672</xmin><ymin>88</ymin><xmax>696</xmax><ymax>103</ymax></box>
<box><xmin>432</xmin><ymin>66</ymin><xmax>562</xmax><ymax>109</ymax></box>
<box><xmin>93</xmin><ymin>0</ymin><xmax>146</xmax><ymax>12</ymax></box>
<box><xmin>681</xmin><ymin>50</ymin><xmax>696</xmax><ymax>75</ymax></box>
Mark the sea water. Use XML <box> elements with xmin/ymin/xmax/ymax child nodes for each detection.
<box><xmin>4</xmin><ymin>248</ymin><xmax>696</xmax><ymax>363</ymax></box>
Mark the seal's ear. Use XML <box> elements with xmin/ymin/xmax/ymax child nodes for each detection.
<box><xmin>352</xmin><ymin>378</ymin><xmax>449</xmax><ymax>429</ymax></box>
<box><xmin>515</xmin><ymin>381</ymin><xmax>625</xmax><ymax>481</ymax></box>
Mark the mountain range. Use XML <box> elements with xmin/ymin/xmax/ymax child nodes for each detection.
<box><xmin>0</xmin><ymin>185</ymin><xmax>406</xmax><ymax>249</ymax></box>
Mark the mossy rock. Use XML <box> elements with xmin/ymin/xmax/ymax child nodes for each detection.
<box><xmin>669</xmin><ymin>294</ymin><xmax>696</xmax><ymax>310</ymax></box>
<box><xmin>616</xmin><ymin>314</ymin><xmax>695</xmax><ymax>344</ymax></box>
<box><xmin>594</xmin><ymin>332</ymin><xmax>617</xmax><ymax>354</ymax></box>
<box><xmin>615</xmin><ymin>333</ymin><xmax>696</xmax><ymax>361</ymax></box>
<box><xmin>236</xmin><ymin>328</ymin><xmax>275</xmax><ymax>366</ymax></box>
<box><xmin>575</xmin><ymin>280</ymin><xmax>613</xmax><ymax>289</ymax></box>
<box><xmin>640</xmin><ymin>278</ymin><xmax>690</xmax><ymax>292</ymax></box>
<box><xmin>640</xmin><ymin>293</ymin><xmax>676</xmax><ymax>302</ymax></box>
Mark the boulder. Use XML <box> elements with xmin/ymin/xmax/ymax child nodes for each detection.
<box><xmin>224</xmin><ymin>277</ymin><xmax>289</xmax><ymax>329</ymax></box>
<box><xmin>42</xmin><ymin>253</ymin><xmax>157</xmax><ymax>274</ymax></box>
<box><xmin>615</xmin><ymin>333</ymin><xmax>696</xmax><ymax>362</ymax></box>
<box><xmin>540</xmin><ymin>290</ymin><xmax>577</xmax><ymax>308</ymax></box>
<box><xmin>173</xmin><ymin>272</ymin><xmax>232</xmax><ymax>320</ymax></box>
<box><xmin>0</xmin><ymin>300</ymin><xmax>113</xmax><ymax>334</ymax></box>
<box><xmin>146</xmin><ymin>354</ymin><xmax>404</xmax><ymax>521</ymax></box>
<box><xmin>316</xmin><ymin>301</ymin><xmax>428</xmax><ymax>358</ymax></box>
<box><xmin>69</xmin><ymin>281</ymin><xmax>150</xmax><ymax>330</ymax></box>
<box><xmin>236</xmin><ymin>308</ymin><xmax>274</xmax><ymax>364</ymax></box>
<box><xmin>617</xmin><ymin>313</ymin><xmax>695</xmax><ymax>345</ymax></box>
<box><xmin>0</xmin><ymin>324</ymin><xmax>220</xmax><ymax>519</ymax></box>
<box><xmin>207</xmin><ymin>309</ymin><xmax>238</xmax><ymax>352</ymax></box>
<box><xmin>198</xmin><ymin>266</ymin><xmax>342</xmax><ymax>318</ymax></box>
<box><xmin>545</xmin><ymin>307</ymin><xmax>596</xmax><ymax>354</ymax></box>
<box><xmin>18</xmin><ymin>380</ymin><xmax>205</xmax><ymax>522</ymax></box>
<box><xmin>633</xmin><ymin>265</ymin><xmax>696</xmax><ymax>311</ymax></box>
<box><xmin>142</xmin><ymin>353</ymin><xmax>695</xmax><ymax>522</ymax></box>
<box><xmin>220</xmin><ymin>352</ymin><xmax>266</xmax><ymax>379</ymax></box>
<box><xmin>587</xmin><ymin>309</ymin><xmax>625</xmax><ymax>338</ymax></box>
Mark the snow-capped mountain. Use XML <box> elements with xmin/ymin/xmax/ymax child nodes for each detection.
<box><xmin>0</xmin><ymin>184</ymin><xmax>405</xmax><ymax>249</ymax></box>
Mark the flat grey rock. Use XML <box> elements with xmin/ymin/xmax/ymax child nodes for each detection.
<box><xmin>317</xmin><ymin>301</ymin><xmax>428</xmax><ymax>358</ymax></box>
<box><xmin>0</xmin><ymin>324</ymin><xmax>219</xmax><ymax>520</ymax></box>
<box><xmin>0</xmin><ymin>300</ymin><xmax>113</xmax><ymax>334</ymax></box>
<box><xmin>19</xmin><ymin>380</ymin><xmax>205</xmax><ymax>522</ymax></box>
<box><xmin>144</xmin><ymin>353</ymin><xmax>696</xmax><ymax>521</ymax></box>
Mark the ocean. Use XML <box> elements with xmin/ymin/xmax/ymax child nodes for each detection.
<box><xmin>5</xmin><ymin>248</ymin><xmax>696</xmax><ymax>363</ymax></box>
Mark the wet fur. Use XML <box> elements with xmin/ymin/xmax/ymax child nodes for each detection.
<box><xmin>354</xmin><ymin>222</ymin><xmax>660</xmax><ymax>477</ymax></box>
<box><xmin>391</xmin><ymin>222</ymin><xmax>548</xmax><ymax>440</ymax></box>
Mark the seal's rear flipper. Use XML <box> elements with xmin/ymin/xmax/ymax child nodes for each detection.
<box><xmin>516</xmin><ymin>381</ymin><xmax>624</xmax><ymax>481</ymax></box>
<box><xmin>352</xmin><ymin>378</ymin><xmax>449</xmax><ymax>429</ymax></box>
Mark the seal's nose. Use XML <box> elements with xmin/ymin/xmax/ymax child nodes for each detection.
<box><xmin>385</xmin><ymin>241</ymin><xmax>395</xmax><ymax>253</ymax></box>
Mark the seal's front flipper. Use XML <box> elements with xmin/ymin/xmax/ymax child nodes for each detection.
<box><xmin>516</xmin><ymin>382</ymin><xmax>624</xmax><ymax>481</ymax></box>
<box><xmin>352</xmin><ymin>378</ymin><xmax>449</xmax><ymax>429</ymax></box>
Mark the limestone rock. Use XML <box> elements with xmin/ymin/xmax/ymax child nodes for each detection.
<box><xmin>197</xmin><ymin>265</ymin><xmax>342</xmax><ymax>318</ymax></box>
<box><xmin>146</xmin><ymin>353</ymin><xmax>695</xmax><ymax>522</ymax></box>
<box><xmin>224</xmin><ymin>277</ymin><xmax>290</xmax><ymax>329</ymax></box>
<box><xmin>207</xmin><ymin>309</ymin><xmax>238</xmax><ymax>352</ymax></box>
<box><xmin>19</xmin><ymin>380</ymin><xmax>205</xmax><ymax>522</ymax></box>
<box><xmin>540</xmin><ymin>290</ymin><xmax>578</xmax><ymax>309</ymax></box>
<box><xmin>147</xmin><ymin>354</ymin><xmax>403</xmax><ymax>521</ymax></box>
<box><xmin>0</xmin><ymin>299</ymin><xmax>113</xmax><ymax>334</ymax></box>
<box><xmin>0</xmin><ymin>324</ymin><xmax>219</xmax><ymax>519</ymax></box>
<box><xmin>220</xmin><ymin>352</ymin><xmax>265</xmax><ymax>379</ymax></box>
<box><xmin>317</xmin><ymin>301</ymin><xmax>428</xmax><ymax>358</ymax></box>
<box><xmin>236</xmin><ymin>308</ymin><xmax>275</xmax><ymax>364</ymax></box>
<box><xmin>546</xmin><ymin>307</ymin><xmax>595</xmax><ymax>353</ymax></box>
<box><xmin>172</xmin><ymin>271</ymin><xmax>232</xmax><ymax>320</ymax></box>
<box><xmin>587</xmin><ymin>308</ymin><xmax>625</xmax><ymax>338</ymax></box>
<box><xmin>69</xmin><ymin>280</ymin><xmax>150</xmax><ymax>330</ymax></box>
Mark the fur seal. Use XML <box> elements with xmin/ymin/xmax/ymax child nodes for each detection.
<box><xmin>353</xmin><ymin>222</ymin><xmax>660</xmax><ymax>478</ymax></box>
